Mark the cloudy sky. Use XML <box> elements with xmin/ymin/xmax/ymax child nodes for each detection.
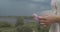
<box><xmin>0</xmin><ymin>0</ymin><xmax>51</xmax><ymax>16</ymax></box>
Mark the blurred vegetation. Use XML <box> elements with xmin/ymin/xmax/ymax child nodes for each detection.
<box><xmin>24</xmin><ymin>22</ymin><xmax>40</xmax><ymax>32</ymax></box>
<box><xmin>0</xmin><ymin>16</ymin><xmax>50</xmax><ymax>32</ymax></box>
<box><xmin>0</xmin><ymin>21</ymin><xmax>15</xmax><ymax>28</ymax></box>
<box><xmin>0</xmin><ymin>21</ymin><xmax>16</xmax><ymax>32</ymax></box>
<box><xmin>16</xmin><ymin>16</ymin><xmax>24</xmax><ymax>26</ymax></box>
<box><xmin>16</xmin><ymin>16</ymin><xmax>33</xmax><ymax>32</ymax></box>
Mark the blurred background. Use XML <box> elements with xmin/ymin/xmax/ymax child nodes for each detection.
<box><xmin>0</xmin><ymin>0</ymin><xmax>51</xmax><ymax>32</ymax></box>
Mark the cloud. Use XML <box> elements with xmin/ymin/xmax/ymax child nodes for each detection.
<box><xmin>32</xmin><ymin>0</ymin><xmax>45</xmax><ymax>2</ymax></box>
<box><xmin>0</xmin><ymin>0</ymin><xmax>51</xmax><ymax>16</ymax></box>
<box><xmin>28</xmin><ymin>3</ymin><xmax>38</xmax><ymax>9</ymax></box>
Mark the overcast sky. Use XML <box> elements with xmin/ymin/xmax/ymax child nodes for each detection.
<box><xmin>0</xmin><ymin>0</ymin><xmax>51</xmax><ymax>16</ymax></box>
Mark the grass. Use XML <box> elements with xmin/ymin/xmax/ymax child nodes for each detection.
<box><xmin>0</xmin><ymin>27</ymin><xmax>16</xmax><ymax>32</ymax></box>
<box><xmin>24</xmin><ymin>22</ymin><xmax>39</xmax><ymax>32</ymax></box>
<box><xmin>0</xmin><ymin>16</ymin><xmax>50</xmax><ymax>32</ymax></box>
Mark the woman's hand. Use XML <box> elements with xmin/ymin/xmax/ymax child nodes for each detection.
<box><xmin>38</xmin><ymin>15</ymin><xmax>57</xmax><ymax>27</ymax></box>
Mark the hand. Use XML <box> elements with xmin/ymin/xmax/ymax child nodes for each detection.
<box><xmin>38</xmin><ymin>15</ymin><xmax>57</xmax><ymax>27</ymax></box>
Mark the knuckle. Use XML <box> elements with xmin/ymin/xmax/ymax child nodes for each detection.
<box><xmin>39</xmin><ymin>20</ymin><xmax>45</xmax><ymax>22</ymax></box>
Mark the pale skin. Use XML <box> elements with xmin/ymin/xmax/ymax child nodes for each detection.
<box><xmin>38</xmin><ymin>15</ymin><xmax>60</xmax><ymax>27</ymax></box>
<box><xmin>39</xmin><ymin>0</ymin><xmax>60</xmax><ymax>27</ymax></box>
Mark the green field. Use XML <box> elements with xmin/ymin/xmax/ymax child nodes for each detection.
<box><xmin>0</xmin><ymin>16</ymin><xmax>50</xmax><ymax>32</ymax></box>
<box><xmin>0</xmin><ymin>27</ymin><xmax>16</xmax><ymax>32</ymax></box>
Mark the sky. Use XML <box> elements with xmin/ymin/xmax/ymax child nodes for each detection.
<box><xmin>0</xmin><ymin>0</ymin><xmax>51</xmax><ymax>16</ymax></box>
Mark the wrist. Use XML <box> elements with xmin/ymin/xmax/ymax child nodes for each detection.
<box><xmin>55</xmin><ymin>16</ymin><xmax>60</xmax><ymax>23</ymax></box>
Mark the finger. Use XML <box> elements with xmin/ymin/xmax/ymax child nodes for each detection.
<box><xmin>38</xmin><ymin>16</ymin><xmax>46</xmax><ymax>20</ymax></box>
<box><xmin>40</xmin><ymin>23</ymin><xmax>49</xmax><ymax>27</ymax></box>
<box><xmin>39</xmin><ymin>20</ymin><xmax>46</xmax><ymax>23</ymax></box>
<box><xmin>40</xmin><ymin>24</ymin><xmax>47</xmax><ymax>27</ymax></box>
<box><xmin>43</xmin><ymin>25</ymin><xmax>47</xmax><ymax>27</ymax></box>
<box><xmin>42</xmin><ymin>14</ymin><xmax>49</xmax><ymax>16</ymax></box>
<box><xmin>40</xmin><ymin>22</ymin><xmax>50</xmax><ymax>26</ymax></box>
